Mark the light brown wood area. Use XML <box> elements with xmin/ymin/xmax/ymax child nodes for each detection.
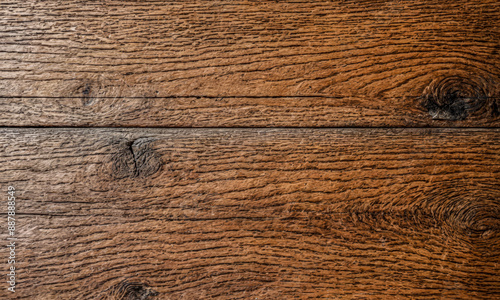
<box><xmin>0</xmin><ymin>129</ymin><xmax>498</xmax><ymax>299</ymax></box>
<box><xmin>1</xmin><ymin>0</ymin><xmax>499</xmax><ymax>126</ymax></box>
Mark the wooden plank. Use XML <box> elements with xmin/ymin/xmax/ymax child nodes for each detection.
<box><xmin>1</xmin><ymin>96</ymin><xmax>499</xmax><ymax>127</ymax></box>
<box><xmin>0</xmin><ymin>128</ymin><xmax>498</xmax><ymax>299</ymax></box>
<box><xmin>1</xmin><ymin>0</ymin><xmax>499</xmax><ymax>126</ymax></box>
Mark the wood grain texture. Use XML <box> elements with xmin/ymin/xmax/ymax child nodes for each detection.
<box><xmin>0</xmin><ymin>128</ymin><xmax>498</xmax><ymax>299</ymax></box>
<box><xmin>1</xmin><ymin>96</ymin><xmax>499</xmax><ymax>128</ymax></box>
<box><xmin>1</xmin><ymin>0</ymin><xmax>500</xmax><ymax>126</ymax></box>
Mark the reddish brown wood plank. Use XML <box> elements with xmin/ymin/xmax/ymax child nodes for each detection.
<box><xmin>0</xmin><ymin>96</ymin><xmax>499</xmax><ymax>127</ymax></box>
<box><xmin>0</xmin><ymin>128</ymin><xmax>498</xmax><ymax>299</ymax></box>
<box><xmin>1</xmin><ymin>0</ymin><xmax>499</xmax><ymax>126</ymax></box>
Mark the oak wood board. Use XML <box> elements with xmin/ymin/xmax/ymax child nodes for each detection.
<box><xmin>0</xmin><ymin>128</ymin><xmax>498</xmax><ymax>299</ymax></box>
<box><xmin>1</xmin><ymin>0</ymin><xmax>499</xmax><ymax>126</ymax></box>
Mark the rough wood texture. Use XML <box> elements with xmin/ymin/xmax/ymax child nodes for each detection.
<box><xmin>0</xmin><ymin>128</ymin><xmax>498</xmax><ymax>299</ymax></box>
<box><xmin>1</xmin><ymin>0</ymin><xmax>499</xmax><ymax>126</ymax></box>
<box><xmin>2</xmin><ymin>0</ymin><xmax>499</xmax><ymax>299</ymax></box>
<box><xmin>1</xmin><ymin>96</ymin><xmax>499</xmax><ymax>127</ymax></box>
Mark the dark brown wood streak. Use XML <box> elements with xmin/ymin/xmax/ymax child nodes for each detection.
<box><xmin>0</xmin><ymin>129</ymin><xmax>498</xmax><ymax>299</ymax></box>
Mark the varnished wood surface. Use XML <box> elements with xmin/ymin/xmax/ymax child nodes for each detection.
<box><xmin>0</xmin><ymin>128</ymin><xmax>498</xmax><ymax>299</ymax></box>
<box><xmin>1</xmin><ymin>0</ymin><xmax>499</xmax><ymax>126</ymax></box>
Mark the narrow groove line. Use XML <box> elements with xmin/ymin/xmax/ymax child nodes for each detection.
<box><xmin>0</xmin><ymin>126</ymin><xmax>499</xmax><ymax>129</ymax></box>
<box><xmin>0</xmin><ymin>96</ymin><xmax>498</xmax><ymax>99</ymax></box>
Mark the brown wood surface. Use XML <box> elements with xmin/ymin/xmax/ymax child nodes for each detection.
<box><xmin>2</xmin><ymin>0</ymin><xmax>500</xmax><ymax>299</ymax></box>
<box><xmin>1</xmin><ymin>0</ymin><xmax>500</xmax><ymax>126</ymax></box>
<box><xmin>0</xmin><ymin>128</ymin><xmax>498</xmax><ymax>299</ymax></box>
<box><xmin>1</xmin><ymin>96</ymin><xmax>499</xmax><ymax>127</ymax></box>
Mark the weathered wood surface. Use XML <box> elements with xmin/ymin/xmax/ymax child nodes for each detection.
<box><xmin>1</xmin><ymin>96</ymin><xmax>499</xmax><ymax>127</ymax></box>
<box><xmin>1</xmin><ymin>0</ymin><xmax>499</xmax><ymax>126</ymax></box>
<box><xmin>0</xmin><ymin>128</ymin><xmax>498</xmax><ymax>299</ymax></box>
<box><xmin>1</xmin><ymin>0</ymin><xmax>499</xmax><ymax>299</ymax></box>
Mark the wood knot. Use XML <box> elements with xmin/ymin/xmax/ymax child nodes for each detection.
<box><xmin>72</xmin><ymin>80</ymin><xmax>100</xmax><ymax>106</ymax></box>
<box><xmin>421</xmin><ymin>76</ymin><xmax>498</xmax><ymax>121</ymax></box>
<box><xmin>104</xmin><ymin>280</ymin><xmax>158</xmax><ymax>300</ymax></box>
<box><xmin>111</xmin><ymin>138</ymin><xmax>162</xmax><ymax>179</ymax></box>
<box><xmin>439</xmin><ymin>198</ymin><xmax>500</xmax><ymax>241</ymax></box>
